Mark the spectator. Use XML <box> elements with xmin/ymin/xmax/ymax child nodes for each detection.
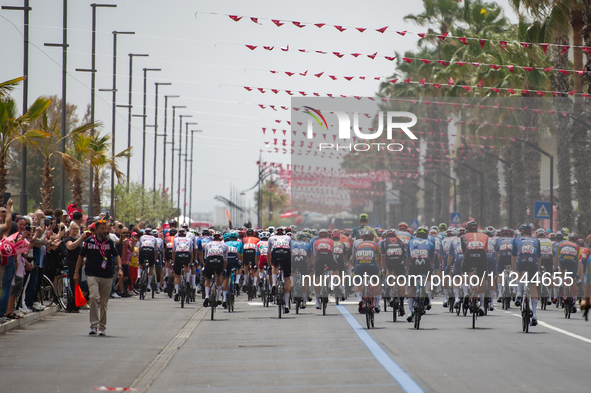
<box><xmin>116</xmin><ymin>227</ymin><xmax>133</xmax><ymax>297</ymax></box>
<box><xmin>72</xmin><ymin>211</ymin><xmax>84</xmax><ymax>228</ymax></box>
<box><xmin>0</xmin><ymin>199</ymin><xmax>15</xmax><ymax>324</ymax></box>
<box><xmin>64</xmin><ymin>222</ymin><xmax>86</xmax><ymax>312</ymax></box>
<box><xmin>128</xmin><ymin>232</ymin><xmax>140</xmax><ymax>293</ymax></box>
<box><xmin>74</xmin><ymin>220</ymin><xmax>123</xmax><ymax>336</ymax></box>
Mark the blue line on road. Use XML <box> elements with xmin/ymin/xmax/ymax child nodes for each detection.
<box><xmin>336</xmin><ymin>305</ymin><xmax>425</xmax><ymax>393</ymax></box>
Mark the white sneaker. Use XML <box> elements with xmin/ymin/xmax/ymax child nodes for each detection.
<box><xmin>32</xmin><ymin>302</ymin><xmax>46</xmax><ymax>310</ymax></box>
<box><xmin>111</xmin><ymin>292</ymin><xmax>121</xmax><ymax>298</ymax></box>
<box><xmin>14</xmin><ymin>310</ymin><xmax>26</xmax><ymax>318</ymax></box>
<box><xmin>98</xmin><ymin>328</ymin><xmax>106</xmax><ymax>336</ymax></box>
<box><xmin>20</xmin><ymin>306</ymin><xmax>34</xmax><ymax>314</ymax></box>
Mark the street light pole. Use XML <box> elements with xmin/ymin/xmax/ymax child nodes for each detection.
<box><xmin>153</xmin><ymin>82</ymin><xmax>171</xmax><ymax>201</ymax></box>
<box><xmin>170</xmin><ymin>106</ymin><xmax>185</xmax><ymax>205</ymax></box>
<box><xmin>458</xmin><ymin>161</ymin><xmax>484</xmax><ymax>225</ymax></box>
<box><xmin>188</xmin><ymin>129</ymin><xmax>203</xmax><ymax>222</ymax></box>
<box><xmin>517</xmin><ymin>138</ymin><xmax>554</xmax><ymax>231</ymax></box>
<box><xmin>177</xmin><ymin>115</ymin><xmax>192</xmax><ymax>218</ymax></box>
<box><xmin>3</xmin><ymin>1</ymin><xmax>32</xmax><ymax>214</ymax></box>
<box><xmin>43</xmin><ymin>0</ymin><xmax>68</xmax><ymax>210</ymax></box>
<box><xmin>485</xmin><ymin>152</ymin><xmax>512</xmax><ymax>227</ymax></box>
<box><xmin>125</xmin><ymin>54</ymin><xmax>148</xmax><ymax>189</ymax></box>
<box><xmin>141</xmin><ymin>68</ymin><xmax>161</xmax><ymax>190</ymax></box>
<box><xmin>163</xmin><ymin>96</ymin><xmax>179</xmax><ymax>193</ymax></box>
<box><xmin>438</xmin><ymin>170</ymin><xmax>457</xmax><ymax>214</ymax></box>
<box><xmin>183</xmin><ymin>122</ymin><xmax>198</xmax><ymax>221</ymax></box>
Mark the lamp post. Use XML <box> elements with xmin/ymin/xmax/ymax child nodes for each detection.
<box><xmin>141</xmin><ymin>68</ymin><xmax>161</xmax><ymax>190</ymax></box>
<box><xmin>162</xmin><ymin>96</ymin><xmax>179</xmax><ymax>192</ymax></box>
<box><xmin>438</xmin><ymin>170</ymin><xmax>457</xmax><ymax>214</ymax></box>
<box><xmin>188</xmin><ymin>129</ymin><xmax>203</xmax><ymax>222</ymax></box>
<box><xmin>458</xmin><ymin>161</ymin><xmax>484</xmax><ymax>225</ymax></box>
<box><xmin>153</xmin><ymin>82</ymin><xmax>172</xmax><ymax>201</ymax></box>
<box><xmin>170</xmin><ymin>105</ymin><xmax>185</xmax><ymax>204</ymax></box>
<box><xmin>43</xmin><ymin>0</ymin><xmax>68</xmax><ymax>209</ymax></box>
<box><xmin>177</xmin><ymin>115</ymin><xmax>193</xmax><ymax>217</ymax></box>
<box><xmin>75</xmin><ymin>3</ymin><xmax>117</xmax><ymax>217</ymax></box>
<box><xmin>125</xmin><ymin>53</ymin><xmax>148</xmax><ymax>189</ymax></box>
<box><xmin>183</xmin><ymin>122</ymin><xmax>198</xmax><ymax>221</ymax></box>
<box><xmin>485</xmin><ymin>152</ymin><xmax>512</xmax><ymax>227</ymax></box>
<box><xmin>3</xmin><ymin>1</ymin><xmax>32</xmax><ymax>214</ymax></box>
<box><xmin>516</xmin><ymin>138</ymin><xmax>554</xmax><ymax>231</ymax></box>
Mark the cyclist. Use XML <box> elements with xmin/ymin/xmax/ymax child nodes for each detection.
<box><xmin>396</xmin><ymin>222</ymin><xmax>412</xmax><ymax>246</ymax></box>
<box><xmin>496</xmin><ymin>227</ymin><xmax>514</xmax><ymax>303</ymax></box>
<box><xmin>406</xmin><ymin>225</ymin><xmax>435</xmax><ymax>322</ymax></box>
<box><xmin>351</xmin><ymin>214</ymin><xmax>378</xmax><ymax>241</ymax></box>
<box><xmin>351</xmin><ymin>228</ymin><xmax>382</xmax><ymax>314</ymax></box>
<box><xmin>449</xmin><ymin>227</ymin><xmax>466</xmax><ymax>308</ymax></box>
<box><xmin>242</xmin><ymin>228</ymin><xmax>259</xmax><ymax>292</ymax></box>
<box><xmin>331</xmin><ymin>230</ymin><xmax>347</xmax><ymax>302</ymax></box>
<box><xmin>164</xmin><ymin>228</ymin><xmax>176</xmax><ymax>292</ymax></box>
<box><xmin>311</xmin><ymin>229</ymin><xmax>335</xmax><ymax>309</ymax></box>
<box><xmin>438</xmin><ymin>223</ymin><xmax>448</xmax><ymax>239</ymax></box>
<box><xmin>268</xmin><ymin>227</ymin><xmax>292</xmax><ymax>314</ymax></box>
<box><xmin>441</xmin><ymin>227</ymin><xmax>456</xmax><ymax>307</ymax></box>
<box><xmin>512</xmin><ymin>224</ymin><xmax>541</xmax><ymax>326</ymax></box>
<box><xmin>461</xmin><ymin>221</ymin><xmax>489</xmax><ymax>316</ymax></box>
<box><xmin>291</xmin><ymin>231</ymin><xmax>312</xmax><ymax>308</ymax></box>
<box><xmin>222</xmin><ymin>230</ymin><xmax>243</xmax><ymax>308</ymax></box>
<box><xmin>254</xmin><ymin>231</ymin><xmax>270</xmax><ymax>293</ymax></box>
<box><xmin>484</xmin><ymin>226</ymin><xmax>497</xmax><ymax>311</ymax></box>
<box><xmin>380</xmin><ymin>229</ymin><xmax>406</xmax><ymax>316</ymax></box>
<box><xmin>172</xmin><ymin>228</ymin><xmax>193</xmax><ymax>301</ymax></box>
<box><xmin>555</xmin><ymin>232</ymin><xmax>580</xmax><ymax>313</ymax></box>
<box><xmin>151</xmin><ymin>229</ymin><xmax>164</xmax><ymax>294</ymax></box>
<box><xmin>202</xmin><ymin>231</ymin><xmax>228</xmax><ymax>307</ymax></box>
<box><xmin>537</xmin><ymin>228</ymin><xmax>555</xmax><ymax>306</ymax></box>
<box><xmin>137</xmin><ymin>230</ymin><xmax>158</xmax><ymax>292</ymax></box>
<box><xmin>429</xmin><ymin>227</ymin><xmax>443</xmax><ymax>299</ymax></box>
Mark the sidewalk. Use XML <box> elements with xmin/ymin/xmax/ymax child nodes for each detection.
<box><xmin>0</xmin><ymin>304</ymin><xmax>60</xmax><ymax>334</ymax></box>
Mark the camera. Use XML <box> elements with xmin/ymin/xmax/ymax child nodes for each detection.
<box><xmin>44</xmin><ymin>218</ymin><xmax>50</xmax><ymax>227</ymax></box>
<box><xmin>25</xmin><ymin>226</ymin><xmax>31</xmax><ymax>232</ymax></box>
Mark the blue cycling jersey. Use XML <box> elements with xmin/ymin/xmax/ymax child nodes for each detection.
<box><xmin>291</xmin><ymin>240</ymin><xmax>312</xmax><ymax>260</ymax></box>
<box><xmin>406</xmin><ymin>237</ymin><xmax>435</xmax><ymax>264</ymax></box>
<box><xmin>225</xmin><ymin>240</ymin><xmax>243</xmax><ymax>264</ymax></box>
<box><xmin>512</xmin><ymin>236</ymin><xmax>541</xmax><ymax>264</ymax></box>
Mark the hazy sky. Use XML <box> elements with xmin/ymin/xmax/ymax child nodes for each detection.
<box><xmin>0</xmin><ymin>0</ymin><xmax>518</xmax><ymax>217</ymax></box>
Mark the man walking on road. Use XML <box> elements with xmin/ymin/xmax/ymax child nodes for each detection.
<box><xmin>74</xmin><ymin>220</ymin><xmax>123</xmax><ymax>336</ymax></box>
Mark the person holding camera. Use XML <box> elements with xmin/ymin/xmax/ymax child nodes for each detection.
<box><xmin>64</xmin><ymin>223</ymin><xmax>86</xmax><ymax>312</ymax></box>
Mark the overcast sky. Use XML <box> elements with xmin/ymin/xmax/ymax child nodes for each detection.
<box><xmin>0</xmin><ymin>0</ymin><xmax>518</xmax><ymax>217</ymax></box>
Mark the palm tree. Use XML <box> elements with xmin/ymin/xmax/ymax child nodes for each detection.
<box><xmin>0</xmin><ymin>88</ymin><xmax>51</xmax><ymax>199</ymax></box>
<box><xmin>33</xmin><ymin>112</ymin><xmax>97</xmax><ymax>209</ymax></box>
<box><xmin>0</xmin><ymin>77</ymin><xmax>25</xmax><ymax>100</ymax></box>
<box><xmin>89</xmin><ymin>134</ymin><xmax>132</xmax><ymax>214</ymax></box>
<box><xmin>66</xmin><ymin>133</ymin><xmax>92</xmax><ymax>207</ymax></box>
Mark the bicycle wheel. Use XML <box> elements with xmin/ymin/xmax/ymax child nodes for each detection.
<box><xmin>365</xmin><ymin>302</ymin><xmax>371</xmax><ymax>329</ymax></box>
<box><xmin>525</xmin><ymin>300</ymin><xmax>530</xmax><ymax>333</ymax></box>
<box><xmin>180</xmin><ymin>281</ymin><xmax>185</xmax><ymax>308</ymax></box>
<box><xmin>393</xmin><ymin>298</ymin><xmax>398</xmax><ymax>322</ymax></box>
<box><xmin>414</xmin><ymin>303</ymin><xmax>421</xmax><ymax>329</ymax></box>
<box><xmin>472</xmin><ymin>298</ymin><xmax>477</xmax><ymax>329</ymax></box>
<box><xmin>210</xmin><ymin>289</ymin><xmax>216</xmax><ymax>321</ymax></box>
<box><xmin>370</xmin><ymin>309</ymin><xmax>375</xmax><ymax>328</ymax></box>
<box><xmin>38</xmin><ymin>275</ymin><xmax>56</xmax><ymax>307</ymax></box>
<box><xmin>322</xmin><ymin>297</ymin><xmax>327</xmax><ymax>316</ymax></box>
<box><xmin>55</xmin><ymin>276</ymin><xmax>68</xmax><ymax>310</ymax></box>
<box><xmin>564</xmin><ymin>298</ymin><xmax>571</xmax><ymax>319</ymax></box>
<box><xmin>151</xmin><ymin>278</ymin><xmax>155</xmax><ymax>299</ymax></box>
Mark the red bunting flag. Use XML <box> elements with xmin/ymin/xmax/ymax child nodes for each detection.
<box><xmin>437</xmin><ymin>32</ymin><xmax>449</xmax><ymax>40</ymax></box>
<box><xmin>376</xmin><ymin>26</ymin><xmax>388</xmax><ymax>33</ymax></box>
<box><xmin>356</xmin><ymin>27</ymin><xmax>366</xmax><ymax>32</ymax></box>
<box><xmin>229</xmin><ymin>15</ymin><xmax>242</xmax><ymax>22</ymax></box>
<box><xmin>397</xmin><ymin>30</ymin><xmax>407</xmax><ymax>36</ymax></box>
<box><xmin>458</xmin><ymin>37</ymin><xmax>469</xmax><ymax>45</ymax></box>
<box><xmin>403</xmin><ymin>58</ymin><xmax>413</xmax><ymax>63</ymax></box>
<box><xmin>246</xmin><ymin>45</ymin><xmax>257</xmax><ymax>50</ymax></box>
<box><xmin>477</xmin><ymin>78</ymin><xmax>484</xmax><ymax>87</ymax></box>
<box><xmin>561</xmin><ymin>46</ymin><xmax>570</xmax><ymax>55</ymax></box>
<box><xmin>540</xmin><ymin>43</ymin><xmax>549</xmax><ymax>53</ymax></box>
<box><xmin>499</xmin><ymin>41</ymin><xmax>508</xmax><ymax>51</ymax></box>
<box><xmin>314</xmin><ymin>72</ymin><xmax>323</xmax><ymax>77</ymax></box>
<box><xmin>314</xmin><ymin>23</ymin><xmax>325</xmax><ymax>28</ymax></box>
<box><xmin>292</xmin><ymin>21</ymin><xmax>305</xmax><ymax>28</ymax></box>
<box><xmin>448</xmin><ymin>77</ymin><xmax>454</xmax><ymax>85</ymax></box>
<box><xmin>368</xmin><ymin>52</ymin><xmax>378</xmax><ymax>59</ymax></box>
<box><xmin>251</xmin><ymin>17</ymin><xmax>258</xmax><ymax>23</ymax></box>
<box><xmin>479</xmin><ymin>39</ymin><xmax>487</xmax><ymax>50</ymax></box>
<box><xmin>507</xmin><ymin>65</ymin><xmax>514</xmax><ymax>73</ymax></box>
<box><xmin>334</xmin><ymin>25</ymin><xmax>346</xmax><ymax>32</ymax></box>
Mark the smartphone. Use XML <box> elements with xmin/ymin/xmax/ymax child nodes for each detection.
<box><xmin>44</xmin><ymin>218</ymin><xmax>50</xmax><ymax>227</ymax></box>
<box><xmin>61</xmin><ymin>226</ymin><xmax>65</xmax><ymax>232</ymax></box>
<box><xmin>53</xmin><ymin>227</ymin><xmax>59</xmax><ymax>234</ymax></box>
<box><xmin>118</xmin><ymin>224</ymin><xmax>123</xmax><ymax>230</ymax></box>
<box><xmin>25</xmin><ymin>226</ymin><xmax>31</xmax><ymax>232</ymax></box>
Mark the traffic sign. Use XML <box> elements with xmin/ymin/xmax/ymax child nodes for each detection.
<box><xmin>534</xmin><ymin>201</ymin><xmax>551</xmax><ymax>219</ymax></box>
<box><xmin>450</xmin><ymin>212</ymin><xmax>461</xmax><ymax>225</ymax></box>
<box><xmin>409</xmin><ymin>219</ymin><xmax>419</xmax><ymax>230</ymax></box>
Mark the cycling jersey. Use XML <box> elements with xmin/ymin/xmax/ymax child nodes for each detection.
<box><xmin>139</xmin><ymin>235</ymin><xmax>156</xmax><ymax>249</ymax></box>
<box><xmin>557</xmin><ymin>240</ymin><xmax>579</xmax><ymax>274</ymax></box>
<box><xmin>197</xmin><ymin>236</ymin><xmax>212</xmax><ymax>252</ymax></box>
<box><xmin>380</xmin><ymin>237</ymin><xmax>406</xmax><ymax>274</ymax></box>
<box><xmin>429</xmin><ymin>235</ymin><xmax>443</xmax><ymax>269</ymax></box>
<box><xmin>340</xmin><ymin>236</ymin><xmax>352</xmax><ymax>261</ymax></box>
<box><xmin>333</xmin><ymin>240</ymin><xmax>346</xmax><ymax>270</ymax></box>
<box><xmin>448</xmin><ymin>238</ymin><xmax>464</xmax><ymax>275</ymax></box>
<box><xmin>441</xmin><ymin>237</ymin><xmax>455</xmax><ymax>269</ymax></box>
<box><xmin>173</xmin><ymin>237</ymin><xmax>194</xmax><ymax>253</ymax></box>
<box><xmin>406</xmin><ymin>237</ymin><xmax>434</xmax><ymax>276</ymax></box>
<box><xmin>351</xmin><ymin>239</ymin><xmax>379</xmax><ymax>277</ymax></box>
<box><xmin>313</xmin><ymin>238</ymin><xmax>335</xmax><ymax>271</ymax></box>
<box><xmin>512</xmin><ymin>236</ymin><xmax>542</xmax><ymax>276</ymax></box>
<box><xmin>268</xmin><ymin>235</ymin><xmax>292</xmax><ymax>254</ymax></box>
<box><xmin>539</xmin><ymin>238</ymin><xmax>554</xmax><ymax>272</ymax></box>
<box><xmin>313</xmin><ymin>238</ymin><xmax>334</xmax><ymax>256</ymax></box>
<box><xmin>242</xmin><ymin>236</ymin><xmax>259</xmax><ymax>264</ymax></box>
<box><xmin>172</xmin><ymin>237</ymin><xmax>193</xmax><ymax>274</ymax></box>
<box><xmin>351</xmin><ymin>225</ymin><xmax>378</xmax><ymax>240</ymax></box>
<box><xmin>165</xmin><ymin>235</ymin><xmax>174</xmax><ymax>260</ymax></box>
<box><xmin>396</xmin><ymin>230</ymin><xmax>412</xmax><ymax>246</ymax></box>
<box><xmin>204</xmin><ymin>241</ymin><xmax>229</xmax><ymax>260</ymax></box>
<box><xmin>256</xmin><ymin>240</ymin><xmax>269</xmax><ymax>269</ymax></box>
<box><xmin>291</xmin><ymin>240</ymin><xmax>311</xmax><ymax>274</ymax></box>
<box><xmin>268</xmin><ymin>234</ymin><xmax>292</xmax><ymax>276</ymax></box>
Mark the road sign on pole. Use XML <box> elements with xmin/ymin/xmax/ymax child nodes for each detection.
<box><xmin>450</xmin><ymin>212</ymin><xmax>461</xmax><ymax>225</ymax></box>
<box><xmin>534</xmin><ymin>201</ymin><xmax>551</xmax><ymax>220</ymax></box>
<box><xmin>409</xmin><ymin>219</ymin><xmax>419</xmax><ymax>230</ymax></box>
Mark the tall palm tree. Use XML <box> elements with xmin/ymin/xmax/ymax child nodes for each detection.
<box><xmin>89</xmin><ymin>134</ymin><xmax>132</xmax><ymax>214</ymax></box>
<box><xmin>0</xmin><ymin>77</ymin><xmax>25</xmax><ymax>100</ymax></box>
<box><xmin>0</xmin><ymin>91</ymin><xmax>51</xmax><ymax>198</ymax></box>
<box><xmin>66</xmin><ymin>133</ymin><xmax>92</xmax><ymax>207</ymax></box>
<box><xmin>33</xmin><ymin>113</ymin><xmax>97</xmax><ymax>209</ymax></box>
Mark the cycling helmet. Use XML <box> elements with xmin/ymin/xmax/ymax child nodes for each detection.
<box><xmin>343</xmin><ymin>229</ymin><xmax>352</xmax><ymax>237</ymax></box>
<box><xmin>359</xmin><ymin>228</ymin><xmax>374</xmax><ymax>240</ymax></box>
<box><xmin>285</xmin><ymin>227</ymin><xmax>292</xmax><ymax>234</ymax></box>
<box><xmin>169</xmin><ymin>219</ymin><xmax>178</xmax><ymax>227</ymax></box>
<box><xmin>181</xmin><ymin>222</ymin><xmax>189</xmax><ymax>229</ymax></box>
<box><xmin>408</xmin><ymin>228</ymin><xmax>414</xmax><ymax>236</ymax></box>
<box><xmin>494</xmin><ymin>229</ymin><xmax>502</xmax><ymax>237</ymax></box>
<box><xmin>500</xmin><ymin>227</ymin><xmax>511</xmax><ymax>237</ymax></box>
<box><xmin>223</xmin><ymin>232</ymin><xmax>230</xmax><ymax>241</ymax></box>
<box><xmin>416</xmin><ymin>225</ymin><xmax>429</xmax><ymax>239</ymax></box>
<box><xmin>446</xmin><ymin>228</ymin><xmax>455</xmax><ymax>237</ymax></box>
<box><xmin>561</xmin><ymin>227</ymin><xmax>570</xmax><ymax>235</ymax></box>
<box><xmin>429</xmin><ymin>228</ymin><xmax>438</xmax><ymax>236</ymax></box>
<box><xmin>535</xmin><ymin>228</ymin><xmax>546</xmax><ymax>238</ymax></box>
<box><xmin>275</xmin><ymin>227</ymin><xmax>285</xmax><ymax>236</ymax></box>
<box><xmin>430</xmin><ymin>226</ymin><xmax>438</xmax><ymax>232</ymax></box>
<box><xmin>376</xmin><ymin>228</ymin><xmax>384</xmax><ymax>238</ymax></box>
<box><xmin>290</xmin><ymin>225</ymin><xmax>297</xmax><ymax>231</ymax></box>
<box><xmin>151</xmin><ymin>229</ymin><xmax>159</xmax><ymax>237</ymax></box>
<box><xmin>239</xmin><ymin>230</ymin><xmax>245</xmax><ymax>238</ymax></box>
<box><xmin>229</xmin><ymin>230</ymin><xmax>239</xmax><ymax>240</ymax></box>
<box><xmin>465</xmin><ymin>221</ymin><xmax>478</xmax><ymax>233</ymax></box>
<box><xmin>519</xmin><ymin>223</ymin><xmax>532</xmax><ymax>235</ymax></box>
<box><xmin>296</xmin><ymin>231</ymin><xmax>305</xmax><ymax>241</ymax></box>
<box><xmin>577</xmin><ymin>239</ymin><xmax>585</xmax><ymax>247</ymax></box>
<box><xmin>568</xmin><ymin>232</ymin><xmax>579</xmax><ymax>242</ymax></box>
<box><xmin>549</xmin><ymin>232</ymin><xmax>556</xmax><ymax>241</ymax></box>
<box><xmin>457</xmin><ymin>227</ymin><xmax>466</xmax><ymax>236</ymax></box>
<box><xmin>310</xmin><ymin>229</ymin><xmax>318</xmax><ymax>236</ymax></box>
<box><xmin>331</xmin><ymin>229</ymin><xmax>341</xmax><ymax>240</ymax></box>
<box><xmin>246</xmin><ymin>228</ymin><xmax>255</xmax><ymax>237</ymax></box>
<box><xmin>268</xmin><ymin>226</ymin><xmax>275</xmax><ymax>234</ymax></box>
<box><xmin>439</xmin><ymin>223</ymin><xmax>448</xmax><ymax>231</ymax></box>
<box><xmin>555</xmin><ymin>232</ymin><xmax>564</xmax><ymax>241</ymax></box>
<box><xmin>244</xmin><ymin>221</ymin><xmax>252</xmax><ymax>229</ymax></box>
<box><xmin>202</xmin><ymin>229</ymin><xmax>211</xmax><ymax>236</ymax></box>
<box><xmin>212</xmin><ymin>231</ymin><xmax>223</xmax><ymax>240</ymax></box>
<box><xmin>385</xmin><ymin>229</ymin><xmax>397</xmax><ymax>238</ymax></box>
<box><xmin>169</xmin><ymin>228</ymin><xmax>177</xmax><ymax>236</ymax></box>
<box><xmin>398</xmin><ymin>222</ymin><xmax>408</xmax><ymax>231</ymax></box>
<box><xmin>260</xmin><ymin>231</ymin><xmax>270</xmax><ymax>240</ymax></box>
<box><xmin>318</xmin><ymin>229</ymin><xmax>329</xmax><ymax>238</ymax></box>
<box><xmin>484</xmin><ymin>226</ymin><xmax>495</xmax><ymax>237</ymax></box>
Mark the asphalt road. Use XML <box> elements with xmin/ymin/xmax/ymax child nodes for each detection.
<box><xmin>1</xmin><ymin>289</ymin><xmax>590</xmax><ymax>393</ymax></box>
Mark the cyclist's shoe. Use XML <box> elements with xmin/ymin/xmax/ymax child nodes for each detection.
<box><xmin>497</xmin><ymin>296</ymin><xmax>502</xmax><ymax>303</ymax></box>
<box><xmin>133</xmin><ymin>279</ymin><xmax>140</xmax><ymax>290</ymax></box>
<box><xmin>406</xmin><ymin>312</ymin><xmax>414</xmax><ymax>323</ymax></box>
<box><xmin>374</xmin><ymin>306</ymin><xmax>381</xmax><ymax>313</ymax></box>
<box><xmin>572</xmin><ymin>306</ymin><xmax>577</xmax><ymax>314</ymax></box>
<box><xmin>174</xmin><ymin>293</ymin><xmax>180</xmax><ymax>302</ymax></box>
<box><xmin>515</xmin><ymin>297</ymin><xmax>522</xmax><ymax>307</ymax></box>
<box><xmin>552</xmin><ymin>297</ymin><xmax>558</xmax><ymax>304</ymax></box>
<box><xmin>341</xmin><ymin>295</ymin><xmax>346</xmax><ymax>302</ymax></box>
<box><xmin>146</xmin><ymin>287</ymin><xmax>151</xmax><ymax>293</ymax></box>
<box><xmin>442</xmin><ymin>301</ymin><xmax>448</xmax><ymax>308</ymax></box>
<box><xmin>531</xmin><ymin>316</ymin><xmax>538</xmax><ymax>326</ymax></box>
<box><xmin>234</xmin><ymin>283</ymin><xmax>240</xmax><ymax>293</ymax></box>
<box><xmin>256</xmin><ymin>289</ymin><xmax>261</xmax><ymax>297</ymax></box>
<box><xmin>196</xmin><ymin>284</ymin><xmax>202</xmax><ymax>294</ymax></box>
<box><xmin>203</xmin><ymin>298</ymin><xmax>210</xmax><ymax>307</ymax></box>
<box><xmin>399</xmin><ymin>306</ymin><xmax>405</xmax><ymax>317</ymax></box>
<box><xmin>156</xmin><ymin>288</ymin><xmax>161</xmax><ymax>294</ymax></box>
<box><xmin>271</xmin><ymin>286</ymin><xmax>277</xmax><ymax>296</ymax></box>
<box><xmin>301</xmin><ymin>299</ymin><xmax>307</xmax><ymax>309</ymax></box>
<box><xmin>546</xmin><ymin>299</ymin><xmax>552</xmax><ymax>305</ymax></box>
<box><xmin>284</xmin><ymin>307</ymin><xmax>290</xmax><ymax>314</ymax></box>
<box><xmin>222</xmin><ymin>301</ymin><xmax>227</xmax><ymax>309</ymax></box>
<box><xmin>426</xmin><ymin>303</ymin><xmax>432</xmax><ymax>311</ymax></box>
<box><xmin>478</xmin><ymin>306</ymin><xmax>485</xmax><ymax>316</ymax></box>
<box><xmin>489</xmin><ymin>303</ymin><xmax>494</xmax><ymax>311</ymax></box>
<box><xmin>307</xmin><ymin>296</ymin><xmax>313</xmax><ymax>302</ymax></box>
<box><xmin>453</xmin><ymin>299</ymin><xmax>461</xmax><ymax>309</ymax></box>
<box><xmin>316</xmin><ymin>299</ymin><xmax>321</xmax><ymax>310</ymax></box>
<box><xmin>358</xmin><ymin>301</ymin><xmax>364</xmax><ymax>314</ymax></box>
<box><xmin>389</xmin><ymin>299</ymin><xmax>395</xmax><ymax>308</ymax></box>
